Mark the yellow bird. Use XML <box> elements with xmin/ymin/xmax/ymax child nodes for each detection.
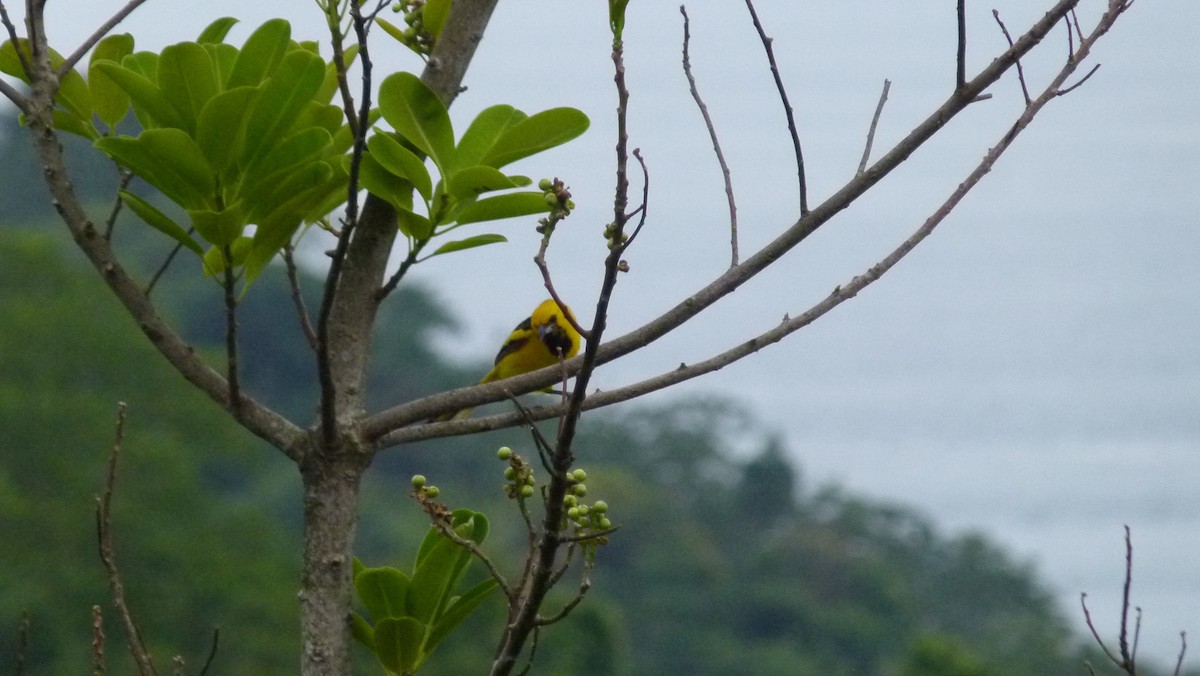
<box><xmin>441</xmin><ymin>298</ymin><xmax>582</xmax><ymax>420</ymax></box>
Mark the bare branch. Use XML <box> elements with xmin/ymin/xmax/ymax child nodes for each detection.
<box><xmin>1175</xmin><ymin>632</ymin><xmax>1188</xmax><ymax>676</ymax></box>
<box><xmin>96</xmin><ymin>403</ymin><xmax>159</xmax><ymax>676</ymax></box>
<box><xmin>535</xmin><ymin>577</ymin><xmax>591</xmax><ymax>627</ymax></box>
<box><xmin>102</xmin><ymin>170</ymin><xmax>135</xmax><ymax>241</ymax></box>
<box><xmin>144</xmin><ymin>240</ymin><xmax>187</xmax><ymax>297</ymax></box>
<box><xmin>993</xmin><ymin>10</ymin><xmax>1032</xmax><ymax>105</ymax></box>
<box><xmin>57</xmin><ymin>0</ymin><xmax>150</xmax><ymax>78</ymax></box>
<box><xmin>0</xmin><ymin>77</ymin><xmax>29</xmax><ymax>112</ymax></box>
<box><xmin>743</xmin><ymin>0</ymin><xmax>808</xmax><ymax>215</ymax></box>
<box><xmin>956</xmin><ymin>0</ymin><xmax>967</xmax><ymax>89</ymax></box>
<box><xmin>1056</xmin><ymin>63</ymin><xmax>1101</xmax><ymax>96</ymax></box>
<box><xmin>198</xmin><ymin>628</ymin><xmax>220</xmax><ymax>676</ymax></box>
<box><xmin>0</xmin><ymin>0</ymin><xmax>31</xmax><ymax>82</ymax></box>
<box><xmin>282</xmin><ymin>243</ymin><xmax>319</xmax><ymax>352</ymax></box>
<box><xmin>680</xmin><ymin>5</ymin><xmax>739</xmax><ymax>266</ymax></box>
<box><xmin>856</xmin><ymin>79</ymin><xmax>891</xmax><ymax>175</ymax></box>
<box><xmin>1119</xmin><ymin>525</ymin><xmax>1134</xmax><ymax>666</ymax></box>
<box><xmin>1081</xmin><ymin>593</ymin><xmax>1123</xmax><ymax>667</ymax></box>
<box><xmin>433</xmin><ymin>518</ymin><xmax>513</xmax><ymax>601</ymax></box>
<box><xmin>221</xmin><ymin>246</ymin><xmax>242</xmax><ymax>417</ymax></box>
<box><xmin>92</xmin><ymin>605</ymin><xmax>106</xmax><ymax>675</ymax></box>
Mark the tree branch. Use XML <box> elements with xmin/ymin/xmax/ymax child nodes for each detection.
<box><xmin>744</xmin><ymin>0</ymin><xmax>807</xmax><ymax>215</ymax></box>
<box><xmin>96</xmin><ymin>403</ymin><xmax>158</xmax><ymax>676</ymax></box>
<box><xmin>680</xmin><ymin>5</ymin><xmax>738</xmax><ymax>266</ymax></box>
<box><xmin>856</xmin><ymin>79</ymin><xmax>891</xmax><ymax>175</ymax></box>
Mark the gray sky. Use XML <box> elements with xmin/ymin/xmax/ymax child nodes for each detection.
<box><xmin>8</xmin><ymin>0</ymin><xmax>1199</xmax><ymax>663</ymax></box>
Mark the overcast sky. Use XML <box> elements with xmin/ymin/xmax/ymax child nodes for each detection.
<box><xmin>6</xmin><ymin>0</ymin><xmax>1199</xmax><ymax>663</ymax></box>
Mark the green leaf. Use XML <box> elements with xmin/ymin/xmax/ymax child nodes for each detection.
<box><xmin>88</xmin><ymin>34</ymin><xmax>135</xmax><ymax>129</ymax></box>
<box><xmin>408</xmin><ymin>535</ymin><xmax>468</xmax><ymax>625</ymax></box>
<box><xmin>373</xmin><ymin>617</ymin><xmax>425</xmax><ymax>674</ymax></box>
<box><xmin>445</xmin><ymin>165</ymin><xmax>518</xmax><ymax>201</ymax></box>
<box><xmin>197</xmin><ymin>17</ymin><xmax>239</xmax><ymax>44</ymax></box>
<box><xmin>352</xmin><ymin>557</ymin><xmax>367</xmax><ymax>581</ymax></box>
<box><xmin>354</xmin><ymin>567</ymin><xmax>410</xmax><ymax>622</ymax></box>
<box><xmin>368</xmin><ymin>133</ymin><xmax>432</xmax><ymax>201</ymax></box>
<box><xmin>95</xmin><ymin>129</ymin><xmax>214</xmax><ymax>209</ymax></box>
<box><xmin>398</xmin><ymin>208</ymin><xmax>433</xmax><ymax>240</ymax></box>
<box><xmin>188</xmin><ymin>203</ymin><xmax>245</xmax><ymax>247</ymax></box>
<box><xmin>49</xmin><ymin>109</ymin><xmax>98</xmax><ymax>140</ymax></box>
<box><xmin>195</xmin><ymin>86</ymin><xmax>256</xmax><ymax>174</ymax></box>
<box><xmin>426</xmin><ymin>578</ymin><xmax>499</xmax><ymax>652</ymax></box>
<box><xmin>157</xmin><ymin>42</ymin><xmax>219</xmax><ymax>136</ymax></box>
<box><xmin>226</xmin><ymin>18</ymin><xmax>290</xmax><ymax>89</ymax></box>
<box><xmin>119</xmin><ymin>190</ymin><xmax>202</xmax><ymax>255</ymax></box>
<box><xmin>377</xmin><ymin>72</ymin><xmax>453</xmax><ymax>170</ymax></box>
<box><xmin>121</xmin><ymin>51</ymin><xmax>158</xmax><ymax>81</ymax></box>
<box><xmin>424</xmin><ymin>0</ymin><xmax>453</xmax><ymax>39</ymax></box>
<box><xmin>429</xmin><ymin>234</ymin><xmax>507</xmax><ymax>258</ymax></box>
<box><xmin>350</xmin><ymin>612</ymin><xmax>375</xmax><ymax>651</ymax></box>
<box><xmin>354</xmin><ymin>153</ymin><xmax>414</xmax><ymax>213</ymax></box>
<box><xmin>481</xmin><ymin>107</ymin><xmax>590</xmax><ymax>169</ymax></box>
<box><xmin>244</xmin><ymin>161</ymin><xmax>337</xmax><ymax>283</ymax></box>
<box><xmin>453</xmin><ymin>105</ymin><xmax>528</xmax><ymax>171</ymax></box>
<box><xmin>241</xmin><ymin>49</ymin><xmax>326</xmax><ymax>170</ymax></box>
<box><xmin>0</xmin><ymin>39</ymin><xmax>30</xmax><ymax>81</ymax></box>
<box><xmin>453</xmin><ymin>192</ymin><xmax>551</xmax><ymax>226</ymax></box>
<box><xmin>238</xmin><ymin>127</ymin><xmax>333</xmax><ymax>202</ymax></box>
<box><xmin>375</xmin><ymin>17</ymin><xmax>408</xmax><ymax>45</ymax></box>
<box><xmin>203</xmin><ymin>43</ymin><xmax>239</xmax><ymax>90</ymax></box>
<box><xmin>201</xmin><ymin>236</ymin><xmax>252</xmax><ymax>277</ymax></box>
<box><xmin>93</xmin><ymin>60</ymin><xmax>185</xmax><ymax>130</ymax></box>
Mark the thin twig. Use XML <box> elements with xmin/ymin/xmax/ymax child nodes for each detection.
<box><xmin>1119</xmin><ymin>525</ymin><xmax>1134</xmax><ymax>666</ymax></box>
<box><xmin>103</xmin><ymin>170</ymin><xmax>135</xmax><ymax>241</ymax></box>
<box><xmin>15</xmin><ymin>610</ymin><xmax>30</xmax><ymax>676</ymax></box>
<box><xmin>1174</xmin><ymin>632</ymin><xmax>1187</xmax><ymax>676</ymax></box>
<box><xmin>92</xmin><ymin>605</ymin><xmax>106</xmax><ymax>675</ymax></box>
<box><xmin>221</xmin><ymin>246</ymin><xmax>242</xmax><ymax>417</ymax></box>
<box><xmin>96</xmin><ymin>403</ymin><xmax>159</xmax><ymax>676</ymax></box>
<box><xmin>198</xmin><ymin>628</ymin><xmax>220</xmax><ymax>676</ymax></box>
<box><xmin>956</xmin><ymin>0</ymin><xmax>967</xmax><ymax>90</ymax></box>
<box><xmin>535</xmin><ymin>577</ymin><xmax>591</xmax><ymax>626</ymax></box>
<box><xmin>621</xmin><ymin>148</ymin><xmax>650</xmax><ymax>251</ymax></box>
<box><xmin>1081</xmin><ymin>593</ymin><xmax>1122</xmax><ymax>667</ymax></box>
<box><xmin>1056</xmin><ymin>63</ymin><xmax>1101</xmax><ymax>96</ymax></box>
<box><xmin>743</xmin><ymin>0</ymin><xmax>807</xmax><ymax>215</ymax></box>
<box><xmin>434</xmin><ymin>520</ymin><xmax>513</xmax><ymax>600</ymax></box>
<box><xmin>282</xmin><ymin>244</ymin><xmax>319</xmax><ymax>351</ymax></box>
<box><xmin>0</xmin><ymin>0</ymin><xmax>31</xmax><ymax>81</ymax></box>
<box><xmin>680</xmin><ymin>5</ymin><xmax>738</xmax><ymax>266</ymax></box>
<box><xmin>856</xmin><ymin>79</ymin><xmax>891</xmax><ymax>175</ymax></box>
<box><xmin>144</xmin><ymin>240</ymin><xmax>186</xmax><ymax>297</ymax></box>
<box><xmin>57</xmin><ymin>0</ymin><xmax>150</xmax><ymax>78</ymax></box>
<box><xmin>993</xmin><ymin>10</ymin><xmax>1031</xmax><ymax>105</ymax></box>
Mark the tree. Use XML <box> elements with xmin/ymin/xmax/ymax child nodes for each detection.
<box><xmin>0</xmin><ymin>0</ymin><xmax>1141</xmax><ymax>674</ymax></box>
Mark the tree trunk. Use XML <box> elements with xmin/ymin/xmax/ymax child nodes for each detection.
<box><xmin>299</xmin><ymin>450</ymin><xmax>371</xmax><ymax>675</ymax></box>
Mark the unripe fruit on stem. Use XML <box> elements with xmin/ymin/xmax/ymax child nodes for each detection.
<box><xmin>411</xmin><ymin>475</ymin><xmax>427</xmax><ymax>488</ymax></box>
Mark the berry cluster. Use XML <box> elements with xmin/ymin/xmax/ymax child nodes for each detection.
<box><xmin>536</xmin><ymin>177</ymin><xmax>575</xmax><ymax>237</ymax></box>
<box><xmin>390</xmin><ymin>1</ymin><xmax>435</xmax><ymax>55</ymax></box>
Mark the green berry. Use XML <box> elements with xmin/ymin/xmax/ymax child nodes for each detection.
<box><xmin>538</xmin><ymin>178</ymin><xmax>553</xmax><ymax>191</ymax></box>
<box><xmin>503</xmin><ymin>467</ymin><xmax>517</xmax><ymax>481</ymax></box>
<box><xmin>544</xmin><ymin>192</ymin><xmax>559</xmax><ymax>207</ymax></box>
<box><xmin>572</xmin><ymin>483</ymin><xmax>587</xmax><ymax>497</ymax></box>
<box><xmin>525</xmin><ymin>474</ymin><xmax>537</xmax><ymax>486</ymax></box>
<box><xmin>520</xmin><ymin>485</ymin><xmax>535</xmax><ymax>498</ymax></box>
<box><xmin>566</xmin><ymin>199</ymin><xmax>576</xmax><ymax>210</ymax></box>
<box><xmin>593</xmin><ymin>500</ymin><xmax>608</xmax><ymax>513</ymax></box>
<box><xmin>563</xmin><ymin>494</ymin><xmax>578</xmax><ymax>507</ymax></box>
<box><xmin>567</xmin><ymin>507</ymin><xmax>580</xmax><ymax>520</ymax></box>
<box><xmin>497</xmin><ymin>446</ymin><xmax>512</xmax><ymax>460</ymax></box>
<box><xmin>571</xmin><ymin>469</ymin><xmax>587</xmax><ymax>482</ymax></box>
<box><xmin>577</xmin><ymin>505</ymin><xmax>590</xmax><ymax>517</ymax></box>
<box><xmin>599</xmin><ymin>518</ymin><xmax>612</xmax><ymax>529</ymax></box>
<box><xmin>411</xmin><ymin>474</ymin><xmax>427</xmax><ymax>488</ymax></box>
<box><xmin>425</xmin><ymin>485</ymin><xmax>440</xmax><ymax>498</ymax></box>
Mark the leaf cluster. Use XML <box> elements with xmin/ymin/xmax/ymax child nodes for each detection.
<box><xmin>352</xmin><ymin>510</ymin><xmax>498</xmax><ymax>675</ymax></box>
